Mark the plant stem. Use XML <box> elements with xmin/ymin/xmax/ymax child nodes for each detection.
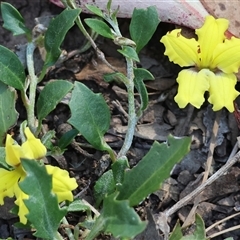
<box><xmin>62</xmin><ymin>217</ymin><xmax>75</xmax><ymax>240</ymax></box>
<box><xmin>26</xmin><ymin>42</ymin><xmax>38</xmax><ymax>134</ymax></box>
<box><xmin>54</xmin><ymin>231</ymin><xmax>65</xmax><ymax>240</ymax></box>
<box><xmin>117</xmin><ymin>58</ymin><xmax>137</xmax><ymax>158</ymax></box>
<box><xmin>164</xmin><ymin>146</ymin><xmax>240</xmax><ymax>217</ymax></box>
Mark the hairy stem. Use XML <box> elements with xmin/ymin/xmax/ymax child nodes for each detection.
<box><xmin>117</xmin><ymin>58</ymin><xmax>137</xmax><ymax>158</ymax></box>
<box><xmin>26</xmin><ymin>42</ymin><xmax>38</xmax><ymax>134</ymax></box>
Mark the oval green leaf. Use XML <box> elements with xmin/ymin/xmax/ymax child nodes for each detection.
<box><xmin>130</xmin><ymin>6</ymin><xmax>160</xmax><ymax>53</ymax></box>
<box><xmin>44</xmin><ymin>8</ymin><xmax>81</xmax><ymax>67</ymax></box>
<box><xmin>37</xmin><ymin>80</ymin><xmax>73</xmax><ymax>123</ymax></box>
<box><xmin>85</xmin><ymin>5</ymin><xmax>103</xmax><ymax>17</ymax></box>
<box><xmin>0</xmin><ymin>45</ymin><xmax>26</xmax><ymax>90</ymax></box>
<box><xmin>68</xmin><ymin>82</ymin><xmax>111</xmax><ymax>150</ymax></box>
<box><xmin>0</xmin><ymin>82</ymin><xmax>18</xmax><ymax>146</ymax></box>
<box><xmin>84</xmin><ymin>18</ymin><xmax>114</xmax><ymax>39</ymax></box>
<box><xmin>134</xmin><ymin>68</ymin><xmax>154</xmax><ymax>111</ymax></box>
<box><xmin>118</xmin><ymin>46</ymin><xmax>139</xmax><ymax>62</ymax></box>
<box><xmin>1</xmin><ymin>2</ymin><xmax>31</xmax><ymax>38</ymax></box>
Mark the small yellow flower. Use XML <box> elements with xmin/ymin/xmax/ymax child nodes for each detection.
<box><xmin>160</xmin><ymin>15</ymin><xmax>240</xmax><ymax>112</ymax></box>
<box><xmin>0</xmin><ymin>127</ymin><xmax>78</xmax><ymax>224</ymax></box>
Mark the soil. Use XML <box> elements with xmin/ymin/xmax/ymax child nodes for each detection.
<box><xmin>1</xmin><ymin>1</ymin><xmax>240</xmax><ymax>240</ymax></box>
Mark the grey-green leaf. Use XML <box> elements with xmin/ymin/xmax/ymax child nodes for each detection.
<box><xmin>68</xmin><ymin>199</ymin><xmax>91</xmax><ymax>213</ymax></box>
<box><xmin>1</xmin><ymin>2</ymin><xmax>31</xmax><ymax>38</ymax></box>
<box><xmin>68</xmin><ymin>82</ymin><xmax>111</xmax><ymax>150</ymax></box>
<box><xmin>37</xmin><ymin>80</ymin><xmax>73</xmax><ymax>123</ymax></box>
<box><xmin>118</xmin><ymin>46</ymin><xmax>139</xmax><ymax>62</ymax></box>
<box><xmin>84</xmin><ymin>18</ymin><xmax>114</xmax><ymax>39</ymax></box>
<box><xmin>117</xmin><ymin>135</ymin><xmax>190</xmax><ymax>206</ymax></box>
<box><xmin>134</xmin><ymin>68</ymin><xmax>154</xmax><ymax>111</ymax></box>
<box><xmin>94</xmin><ymin>170</ymin><xmax>115</xmax><ymax>207</ymax></box>
<box><xmin>102</xmin><ymin>193</ymin><xmax>146</xmax><ymax>238</ymax></box>
<box><xmin>0</xmin><ymin>45</ymin><xmax>26</xmax><ymax>90</ymax></box>
<box><xmin>20</xmin><ymin>159</ymin><xmax>67</xmax><ymax>239</ymax></box>
<box><xmin>0</xmin><ymin>82</ymin><xmax>18</xmax><ymax>146</ymax></box>
<box><xmin>169</xmin><ymin>214</ymin><xmax>207</xmax><ymax>240</ymax></box>
<box><xmin>44</xmin><ymin>8</ymin><xmax>81</xmax><ymax>67</ymax></box>
<box><xmin>85</xmin><ymin>5</ymin><xmax>103</xmax><ymax>17</ymax></box>
<box><xmin>130</xmin><ymin>6</ymin><xmax>160</xmax><ymax>53</ymax></box>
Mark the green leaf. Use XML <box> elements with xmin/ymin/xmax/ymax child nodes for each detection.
<box><xmin>169</xmin><ymin>221</ymin><xmax>183</xmax><ymax>240</ymax></box>
<box><xmin>0</xmin><ymin>82</ymin><xmax>18</xmax><ymax>147</ymax></box>
<box><xmin>134</xmin><ymin>68</ymin><xmax>154</xmax><ymax>111</ymax></box>
<box><xmin>102</xmin><ymin>193</ymin><xmax>146</xmax><ymax>238</ymax></box>
<box><xmin>84</xmin><ymin>18</ymin><xmax>114</xmax><ymax>39</ymax></box>
<box><xmin>169</xmin><ymin>214</ymin><xmax>207</xmax><ymax>240</ymax></box>
<box><xmin>1</xmin><ymin>2</ymin><xmax>31</xmax><ymax>38</ymax></box>
<box><xmin>181</xmin><ymin>214</ymin><xmax>206</xmax><ymax>240</ymax></box>
<box><xmin>130</xmin><ymin>6</ymin><xmax>160</xmax><ymax>53</ymax></box>
<box><xmin>103</xmin><ymin>72</ymin><xmax>128</xmax><ymax>85</ymax></box>
<box><xmin>0</xmin><ymin>45</ymin><xmax>26</xmax><ymax>90</ymax></box>
<box><xmin>117</xmin><ymin>135</ymin><xmax>191</xmax><ymax>206</ymax></box>
<box><xmin>85</xmin><ymin>5</ymin><xmax>103</xmax><ymax>17</ymax></box>
<box><xmin>0</xmin><ymin>147</ymin><xmax>10</xmax><ymax>169</ymax></box>
<box><xmin>68</xmin><ymin>82</ymin><xmax>111</xmax><ymax>150</ymax></box>
<box><xmin>41</xmin><ymin>130</ymin><xmax>56</xmax><ymax>150</ymax></box>
<box><xmin>68</xmin><ymin>199</ymin><xmax>91</xmax><ymax>212</ymax></box>
<box><xmin>112</xmin><ymin>157</ymin><xmax>129</xmax><ymax>185</ymax></box>
<box><xmin>94</xmin><ymin>170</ymin><xmax>115</xmax><ymax>207</ymax></box>
<box><xmin>44</xmin><ymin>8</ymin><xmax>81</xmax><ymax>67</ymax></box>
<box><xmin>20</xmin><ymin>159</ymin><xmax>67</xmax><ymax>239</ymax></box>
<box><xmin>106</xmin><ymin>0</ymin><xmax>112</xmax><ymax>12</ymax></box>
<box><xmin>58</xmin><ymin>128</ymin><xmax>79</xmax><ymax>150</ymax></box>
<box><xmin>118</xmin><ymin>46</ymin><xmax>139</xmax><ymax>62</ymax></box>
<box><xmin>37</xmin><ymin>80</ymin><xmax>73</xmax><ymax>123</ymax></box>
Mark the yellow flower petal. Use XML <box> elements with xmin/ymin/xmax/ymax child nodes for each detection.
<box><xmin>5</xmin><ymin>134</ymin><xmax>22</xmax><ymax>166</ymax></box>
<box><xmin>208</xmin><ymin>72</ymin><xmax>239</xmax><ymax>112</ymax></box>
<box><xmin>21</xmin><ymin>127</ymin><xmax>46</xmax><ymax>160</ymax></box>
<box><xmin>160</xmin><ymin>29</ymin><xmax>199</xmax><ymax>67</ymax></box>
<box><xmin>46</xmin><ymin>165</ymin><xmax>78</xmax><ymax>202</ymax></box>
<box><xmin>196</xmin><ymin>15</ymin><xmax>228</xmax><ymax>68</ymax></box>
<box><xmin>14</xmin><ymin>182</ymin><xmax>29</xmax><ymax>224</ymax></box>
<box><xmin>0</xmin><ymin>168</ymin><xmax>21</xmax><ymax>204</ymax></box>
<box><xmin>212</xmin><ymin>37</ymin><xmax>240</xmax><ymax>73</ymax></box>
<box><xmin>174</xmin><ymin>68</ymin><xmax>210</xmax><ymax>109</ymax></box>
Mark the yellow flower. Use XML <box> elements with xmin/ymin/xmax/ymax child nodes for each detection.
<box><xmin>160</xmin><ymin>15</ymin><xmax>240</xmax><ymax>112</ymax></box>
<box><xmin>0</xmin><ymin>127</ymin><xmax>78</xmax><ymax>224</ymax></box>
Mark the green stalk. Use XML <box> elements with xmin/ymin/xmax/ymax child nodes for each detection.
<box><xmin>25</xmin><ymin>42</ymin><xmax>38</xmax><ymax>134</ymax></box>
<box><xmin>62</xmin><ymin>217</ymin><xmax>75</xmax><ymax>240</ymax></box>
<box><xmin>117</xmin><ymin>58</ymin><xmax>137</xmax><ymax>158</ymax></box>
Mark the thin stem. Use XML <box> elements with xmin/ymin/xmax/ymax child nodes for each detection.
<box><xmin>206</xmin><ymin>211</ymin><xmax>240</xmax><ymax>233</ymax></box>
<box><xmin>182</xmin><ymin>110</ymin><xmax>221</xmax><ymax>227</ymax></box>
<box><xmin>207</xmin><ymin>224</ymin><xmax>240</xmax><ymax>239</ymax></box>
<box><xmin>164</xmin><ymin>149</ymin><xmax>240</xmax><ymax>217</ymax></box>
<box><xmin>26</xmin><ymin>42</ymin><xmax>38</xmax><ymax>133</ymax></box>
<box><xmin>117</xmin><ymin>58</ymin><xmax>137</xmax><ymax>158</ymax></box>
<box><xmin>62</xmin><ymin>217</ymin><xmax>75</xmax><ymax>240</ymax></box>
<box><xmin>54</xmin><ymin>231</ymin><xmax>65</xmax><ymax>240</ymax></box>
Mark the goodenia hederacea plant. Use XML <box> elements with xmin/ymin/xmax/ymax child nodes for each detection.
<box><xmin>61</xmin><ymin>1</ymin><xmax>193</xmax><ymax>238</ymax></box>
<box><xmin>160</xmin><ymin>15</ymin><xmax>240</xmax><ymax>112</ymax></box>
<box><xmin>0</xmin><ymin>127</ymin><xmax>77</xmax><ymax>236</ymax></box>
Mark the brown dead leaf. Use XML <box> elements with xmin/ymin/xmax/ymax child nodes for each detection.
<box><xmin>74</xmin><ymin>57</ymin><xmax>126</xmax><ymax>83</ymax></box>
